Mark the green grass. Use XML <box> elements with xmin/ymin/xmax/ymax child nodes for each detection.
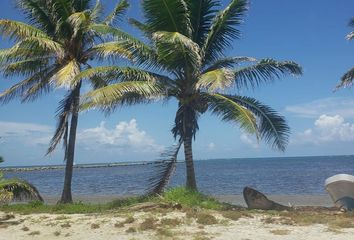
<box><xmin>0</xmin><ymin>196</ymin><xmax>151</xmax><ymax>214</ymax></box>
<box><xmin>0</xmin><ymin>187</ymin><xmax>229</xmax><ymax>214</ymax></box>
<box><xmin>162</xmin><ymin>187</ymin><xmax>226</xmax><ymax>210</ymax></box>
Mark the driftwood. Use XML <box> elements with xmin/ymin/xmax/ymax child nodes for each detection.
<box><xmin>243</xmin><ymin>187</ymin><xmax>291</xmax><ymax>211</ymax></box>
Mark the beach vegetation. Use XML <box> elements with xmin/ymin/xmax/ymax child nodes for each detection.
<box><xmin>162</xmin><ymin>187</ymin><xmax>225</xmax><ymax>210</ymax></box>
<box><xmin>195</xmin><ymin>213</ymin><xmax>218</xmax><ymax>225</ymax></box>
<box><xmin>0</xmin><ymin>160</ymin><xmax>43</xmax><ymax>204</ymax></box>
<box><xmin>53</xmin><ymin>231</ymin><xmax>61</xmax><ymax>236</ymax></box>
<box><xmin>83</xmin><ymin>0</ymin><xmax>302</xmax><ymax>192</ymax></box>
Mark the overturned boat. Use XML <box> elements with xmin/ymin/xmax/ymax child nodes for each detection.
<box><xmin>325</xmin><ymin>174</ymin><xmax>354</xmax><ymax>211</ymax></box>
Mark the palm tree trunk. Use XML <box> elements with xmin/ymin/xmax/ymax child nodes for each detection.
<box><xmin>59</xmin><ymin>83</ymin><xmax>81</xmax><ymax>204</ymax></box>
<box><xmin>183</xmin><ymin>136</ymin><xmax>197</xmax><ymax>190</ymax></box>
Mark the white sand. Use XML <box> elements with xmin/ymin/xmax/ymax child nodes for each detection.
<box><xmin>1</xmin><ymin>210</ymin><xmax>354</xmax><ymax>240</ymax></box>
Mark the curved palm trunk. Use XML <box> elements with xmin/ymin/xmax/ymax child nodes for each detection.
<box><xmin>183</xmin><ymin>136</ymin><xmax>197</xmax><ymax>190</ymax></box>
<box><xmin>59</xmin><ymin>83</ymin><xmax>81</xmax><ymax>204</ymax></box>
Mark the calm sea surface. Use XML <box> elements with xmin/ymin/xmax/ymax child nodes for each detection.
<box><xmin>3</xmin><ymin>156</ymin><xmax>354</xmax><ymax>196</ymax></box>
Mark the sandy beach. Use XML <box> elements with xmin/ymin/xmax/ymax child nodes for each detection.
<box><xmin>1</xmin><ymin>206</ymin><xmax>354</xmax><ymax>240</ymax></box>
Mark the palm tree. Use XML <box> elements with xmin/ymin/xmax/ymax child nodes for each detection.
<box><xmin>336</xmin><ymin>18</ymin><xmax>354</xmax><ymax>89</ymax></box>
<box><xmin>80</xmin><ymin>0</ymin><xmax>302</xmax><ymax>191</ymax></box>
<box><xmin>0</xmin><ymin>0</ymin><xmax>151</xmax><ymax>203</ymax></box>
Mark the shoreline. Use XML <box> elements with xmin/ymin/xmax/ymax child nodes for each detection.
<box><xmin>40</xmin><ymin>194</ymin><xmax>334</xmax><ymax>207</ymax></box>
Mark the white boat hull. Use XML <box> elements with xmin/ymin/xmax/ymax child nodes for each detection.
<box><xmin>325</xmin><ymin>174</ymin><xmax>354</xmax><ymax>211</ymax></box>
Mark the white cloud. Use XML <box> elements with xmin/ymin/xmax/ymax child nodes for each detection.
<box><xmin>78</xmin><ymin>119</ymin><xmax>163</xmax><ymax>153</ymax></box>
<box><xmin>0</xmin><ymin>121</ymin><xmax>52</xmax><ymax>145</ymax></box>
<box><xmin>0</xmin><ymin>119</ymin><xmax>163</xmax><ymax>154</ymax></box>
<box><xmin>207</xmin><ymin>142</ymin><xmax>216</xmax><ymax>151</ymax></box>
<box><xmin>285</xmin><ymin>97</ymin><xmax>354</xmax><ymax>118</ymax></box>
<box><xmin>240</xmin><ymin>133</ymin><xmax>259</xmax><ymax>148</ymax></box>
<box><xmin>294</xmin><ymin>114</ymin><xmax>354</xmax><ymax>144</ymax></box>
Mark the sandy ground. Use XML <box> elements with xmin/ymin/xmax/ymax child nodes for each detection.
<box><xmin>1</xmin><ymin>208</ymin><xmax>354</xmax><ymax>240</ymax></box>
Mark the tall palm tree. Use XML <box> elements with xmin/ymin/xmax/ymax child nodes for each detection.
<box><xmin>0</xmin><ymin>0</ymin><xmax>153</xmax><ymax>203</ymax></box>
<box><xmin>336</xmin><ymin>17</ymin><xmax>354</xmax><ymax>89</ymax></box>
<box><xmin>80</xmin><ymin>0</ymin><xmax>302</xmax><ymax>191</ymax></box>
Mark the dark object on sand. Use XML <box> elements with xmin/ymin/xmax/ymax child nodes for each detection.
<box><xmin>325</xmin><ymin>174</ymin><xmax>354</xmax><ymax>211</ymax></box>
<box><xmin>243</xmin><ymin>187</ymin><xmax>291</xmax><ymax>210</ymax></box>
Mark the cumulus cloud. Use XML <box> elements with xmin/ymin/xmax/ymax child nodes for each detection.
<box><xmin>285</xmin><ymin>97</ymin><xmax>354</xmax><ymax>118</ymax></box>
<box><xmin>294</xmin><ymin>114</ymin><xmax>354</xmax><ymax>144</ymax></box>
<box><xmin>77</xmin><ymin>119</ymin><xmax>163</xmax><ymax>153</ymax></box>
<box><xmin>240</xmin><ymin>133</ymin><xmax>259</xmax><ymax>148</ymax></box>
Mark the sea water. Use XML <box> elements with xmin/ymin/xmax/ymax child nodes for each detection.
<box><xmin>3</xmin><ymin>155</ymin><xmax>354</xmax><ymax>196</ymax></box>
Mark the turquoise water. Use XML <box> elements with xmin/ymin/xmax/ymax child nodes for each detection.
<box><xmin>4</xmin><ymin>155</ymin><xmax>354</xmax><ymax>196</ymax></box>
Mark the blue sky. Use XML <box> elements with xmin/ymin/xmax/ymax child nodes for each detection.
<box><xmin>0</xmin><ymin>0</ymin><xmax>353</xmax><ymax>166</ymax></box>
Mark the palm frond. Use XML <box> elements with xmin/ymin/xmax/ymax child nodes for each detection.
<box><xmin>89</xmin><ymin>24</ymin><xmax>156</xmax><ymax>64</ymax></box>
<box><xmin>153</xmin><ymin>31</ymin><xmax>201</xmax><ymax>71</ymax></box>
<box><xmin>50</xmin><ymin>60</ymin><xmax>80</xmax><ymax>88</ymax></box>
<box><xmin>225</xmin><ymin>95</ymin><xmax>290</xmax><ymax>151</ymax></box>
<box><xmin>146</xmin><ymin>140</ymin><xmax>183</xmax><ymax>195</ymax></box>
<box><xmin>90</xmin><ymin>0</ymin><xmax>104</xmax><ymax>22</ymax></box>
<box><xmin>75</xmin><ymin>66</ymin><xmax>172</xmax><ymax>85</ymax></box>
<box><xmin>142</xmin><ymin>0</ymin><xmax>192</xmax><ymax>37</ymax></box>
<box><xmin>335</xmin><ymin>66</ymin><xmax>354</xmax><ymax>89</ymax></box>
<box><xmin>81</xmin><ymin>81</ymin><xmax>167</xmax><ymax>111</ymax></box>
<box><xmin>87</xmin><ymin>41</ymin><xmax>133</xmax><ymax>61</ymax></box>
<box><xmin>203</xmin><ymin>93</ymin><xmax>258</xmax><ymax>136</ymax></box>
<box><xmin>347</xmin><ymin>31</ymin><xmax>354</xmax><ymax>40</ymax></box>
<box><xmin>104</xmin><ymin>0</ymin><xmax>129</xmax><ymax>26</ymax></box>
<box><xmin>196</xmin><ymin>68</ymin><xmax>234</xmax><ymax>92</ymax></box>
<box><xmin>47</xmin><ymin>91</ymin><xmax>73</xmax><ymax>156</ymax></box>
<box><xmin>0</xmin><ymin>65</ymin><xmax>57</xmax><ymax>104</ymax></box>
<box><xmin>0</xmin><ymin>178</ymin><xmax>43</xmax><ymax>204</ymax></box>
<box><xmin>172</xmin><ymin>103</ymin><xmax>200</xmax><ymax>140</ymax></box>
<box><xmin>67</xmin><ymin>11</ymin><xmax>91</xmax><ymax>39</ymax></box>
<box><xmin>129</xmin><ymin>18</ymin><xmax>152</xmax><ymax>36</ymax></box>
<box><xmin>72</xmin><ymin>0</ymin><xmax>91</xmax><ymax>11</ymax></box>
<box><xmin>187</xmin><ymin>0</ymin><xmax>220</xmax><ymax>45</ymax></box>
<box><xmin>347</xmin><ymin>18</ymin><xmax>354</xmax><ymax>40</ymax></box>
<box><xmin>234</xmin><ymin>58</ymin><xmax>302</xmax><ymax>89</ymax></box>
<box><xmin>0</xmin><ymin>47</ymin><xmax>51</xmax><ymax>65</ymax></box>
<box><xmin>0</xmin><ymin>20</ymin><xmax>49</xmax><ymax>40</ymax></box>
<box><xmin>1</xmin><ymin>58</ymin><xmax>50</xmax><ymax>77</ymax></box>
<box><xmin>13</xmin><ymin>37</ymin><xmax>65</xmax><ymax>59</ymax></box>
<box><xmin>203</xmin><ymin>56</ymin><xmax>256</xmax><ymax>72</ymax></box>
<box><xmin>202</xmin><ymin>0</ymin><xmax>248</xmax><ymax>64</ymax></box>
<box><xmin>16</xmin><ymin>0</ymin><xmax>56</xmax><ymax>36</ymax></box>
